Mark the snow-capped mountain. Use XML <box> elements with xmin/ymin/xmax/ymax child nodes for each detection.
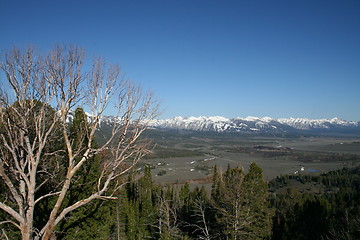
<box><xmin>67</xmin><ymin>110</ymin><xmax>360</xmax><ymax>135</ymax></box>
<box><xmin>148</xmin><ymin>116</ymin><xmax>360</xmax><ymax>134</ymax></box>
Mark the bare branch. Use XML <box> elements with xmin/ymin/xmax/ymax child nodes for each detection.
<box><xmin>0</xmin><ymin>202</ymin><xmax>24</xmax><ymax>225</ymax></box>
<box><xmin>1</xmin><ymin>228</ymin><xmax>10</xmax><ymax>240</ymax></box>
<box><xmin>34</xmin><ymin>191</ymin><xmax>61</xmax><ymax>205</ymax></box>
<box><xmin>0</xmin><ymin>220</ymin><xmax>22</xmax><ymax>231</ymax></box>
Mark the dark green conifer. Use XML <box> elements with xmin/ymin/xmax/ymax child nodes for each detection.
<box><xmin>212</xmin><ymin>163</ymin><xmax>273</xmax><ymax>240</ymax></box>
<box><xmin>242</xmin><ymin>162</ymin><xmax>273</xmax><ymax>239</ymax></box>
<box><xmin>55</xmin><ymin>107</ymin><xmax>114</xmax><ymax>239</ymax></box>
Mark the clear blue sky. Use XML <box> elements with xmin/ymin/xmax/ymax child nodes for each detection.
<box><xmin>1</xmin><ymin>0</ymin><xmax>359</xmax><ymax>120</ymax></box>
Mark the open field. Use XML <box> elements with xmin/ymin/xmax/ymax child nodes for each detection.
<box><xmin>139</xmin><ymin>130</ymin><xmax>360</xmax><ymax>185</ymax></box>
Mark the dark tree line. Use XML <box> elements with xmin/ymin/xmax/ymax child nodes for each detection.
<box><xmin>112</xmin><ymin>163</ymin><xmax>360</xmax><ymax>240</ymax></box>
<box><xmin>270</xmin><ymin>167</ymin><xmax>360</xmax><ymax>240</ymax></box>
<box><xmin>113</xmin><ymin>163</ymin><xmax>272</xmax><ymax>240</ymax></box>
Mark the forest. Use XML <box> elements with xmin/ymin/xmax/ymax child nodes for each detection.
<box><xmin>2</xmin><ymin>153</ymin><xmax>360</xmax><ymax>239</ymax></box>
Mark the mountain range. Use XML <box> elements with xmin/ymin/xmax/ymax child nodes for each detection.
<box><xmin>146</xmin><ymin>116</ymin><xmax>360</xmax><ymax>135</ymax></box>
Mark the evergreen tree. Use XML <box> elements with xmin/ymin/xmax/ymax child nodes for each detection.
<box><xmin>242</xmin><ymin>163</ymin><xmax>273</xmax><ymax>239</ymax></box>
<box><xmin>178</xmin><ymin>183</ymin><xmax>192</xmax><ymax>235</ymax></box>
<box><xmin>55</xmin><ymin>108</ymin><xmax>115</xmax><ymax>239</ymax></box>
<box><xmin>137</xmin><ymin>166</ymin><xmax>158</xmax><ymax>238</ymax></box>
<box><xmin>215</xmin><ymin>165</ymin><xmax>245</xmax><ymax>239</ymax></box>
<box><xmin>212</xmin><ymin>163</ymin><xmax>273</xmax><ymax>240</ymax></box>
<box><xmin>211</xmin><ymin>165</ymin><xmax>222</xmax><ymax>204</ymax></box>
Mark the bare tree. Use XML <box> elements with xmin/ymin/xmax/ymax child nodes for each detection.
<box><xmin>0</xmin><ymin>45</ymin><xmax>159</xmax><ymax>240</ymax></box>
<box><xmin>157</xmin><ymin>195</ymin><xmax>181</xmax><ymax>239</ymax></box>
<box><xmin>188</xmin><ymin>196</ymin><xmax>212</xmax><ymax>240</ymax></box>
<box><xmin>323</xmin><ymin>210</ymin><xmax>360</xmax><ymax>240</ymax></box>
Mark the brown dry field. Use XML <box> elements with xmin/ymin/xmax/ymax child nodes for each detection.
<box><xmin>140</xmin><ymin>131</ymin><xmax>360</xmax><ymax>187</ymax></box>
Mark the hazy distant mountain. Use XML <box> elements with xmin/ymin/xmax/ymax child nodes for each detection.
<box><xmin>146</xmin><ymin>116</ymin><xmax>360</xmax><ymax>135</ymax></box>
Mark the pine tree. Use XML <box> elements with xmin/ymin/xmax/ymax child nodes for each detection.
<box><xmin>115</xmin><ymin>166</ymin><xmax>168</xmax><ymax>239</ymax></box>
<box><xmin>55</xmin><ymin>108</ymin><xmax>115</xmax><ymax>239</ymax></box>
<box><xmin>218</xmin><ymin>165</ymin><xmax>245</xmax><ymax>239</ymax></box>
<box><xmin>211</xmin><ymin>165</ymin><xmax>222</xmax><ymax>204</ymax></box>
<box><xmin>179</xmin><ymin>182</ymin><xmax>192</xmax><ymax>234</ymax></box>
<box><xmin>137</xmin><ymin>166</ymin><xmax>157</xmax><ymax>238</ymax></box>
<box><xmin>212</xmin><ymin>163</ymin><xmax>273</xmax><ymax>240</ymax></box>
<box><xmin>241</xmin><ymin>162</ymin><xmax>273</xmax><ymax>239</ymax></box>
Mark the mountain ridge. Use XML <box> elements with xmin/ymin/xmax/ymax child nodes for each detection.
<box><xmin>147</xmin><ymin>116</ymin><xmax>360</xmax><ymax>134</ymax></box>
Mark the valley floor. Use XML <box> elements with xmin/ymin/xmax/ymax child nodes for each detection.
<box><xmin>140</xmin><ymin>131</ymin><xmax>360</xmax><ymax>185</ymax></box>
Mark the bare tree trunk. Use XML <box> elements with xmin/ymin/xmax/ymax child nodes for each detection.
<box><xmin>116</xmin><ymin>201</ymin><xmax>120</xmax><ymax>240</ymax></box>
<box><xmin>21</xmin><ymin>225</ymin><xmax>31</xmax><ymax>240</ymax></box>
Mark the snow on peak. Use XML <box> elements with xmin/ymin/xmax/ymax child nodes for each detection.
<box><xmin>208</xmin><ymin>116</ymin><xmax>230</xmax><ymax>122</ymax></box>
<box><xmin>148</xmin><ymin>115</ymin><xmax>359</xmax><ymax>133</ymax></box>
